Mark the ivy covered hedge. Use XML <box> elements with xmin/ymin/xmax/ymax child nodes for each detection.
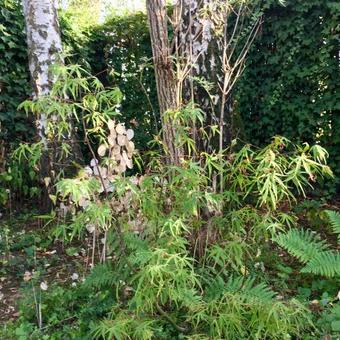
<box><xmin>236</xmin><ymin>0</ymin><xmax>339</xmax><ymax>183</ymax></box>
<box><xmin>86</xmin><ymin>13</ymin><xmax>159</xmax><ymax>149</ymax></box>
<box><xmin>0</xmin><ymin>0</ymin><xmax>32</xmax><ymax>145</ymax></box>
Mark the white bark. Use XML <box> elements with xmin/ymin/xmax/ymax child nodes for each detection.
<box><xmin>178</xmin><ymin>0</ymin><xmax>261</xmax><ymax>148</ymax></box>
<box><xmin>181</xmin><ymin>0</ymin><xmax>214</xmax><ymax>77</ymax></box>
<box><xmin>22</xmin><ymin>0</ymin><xmax>63</xmax><ymax>143</ymax></box>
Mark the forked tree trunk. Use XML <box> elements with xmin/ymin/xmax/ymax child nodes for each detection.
<box><xmin>146</xmin><ymin>0</ymin><xmax>183</xmax><ymax>166</ymax></box>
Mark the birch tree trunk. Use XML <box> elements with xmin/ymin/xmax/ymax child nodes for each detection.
<box><xmin>146</xmin><ymin>0</ymin><xmax>183</xmax><ymax>166</ymax></box>
<box><xmin>22</xmin><ymin>0</ymin><xmax>82</xmax><ymax>208</ymax></box>
<box><xmin>22</xmin><ymin>0</ymin><xmax>62</xmax><ymax>144</ymax></box>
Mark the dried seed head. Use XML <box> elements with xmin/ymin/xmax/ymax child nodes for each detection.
<box><xmin>126</xmin><ymin>129</ymin><xmax>134</xmax><ymax>140</ymax></box>
<box><xmin>108</xmin><ymin>135</ymin><xmax>116</xmax><ymax>146</ymax></box>
<box><xmin>116</xmin><ymin>123</ymin><xmax>126</xmax><ymax>135</ymax></box>
<box><xmin>97</xmin><ymin>144</ymin><xmax>107</xmax><ymax>157</ymax></box>
<box><xmin>127</xmin><ymin>141</ymin><xmax>135</xmax><ymax>153</ymax></box>
<box><xmin>112</xmin><ymin>145</ymin><xmax>121</xmax><ymax>155</ymax></box>
<box><xmin>107</xmin><ymin>119</ymin><xmax>115</xmax><ymax>131</ymax></box>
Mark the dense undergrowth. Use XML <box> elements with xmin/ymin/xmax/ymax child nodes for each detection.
<box><xmin>0</xmin><ymin>0</ymin><xmax>339</xmax><ymax>338</ymax></box>
<box><xmin>0</xmin><ymin>65</ymin><xmax>339</xmax><ymax>339</ymax></box>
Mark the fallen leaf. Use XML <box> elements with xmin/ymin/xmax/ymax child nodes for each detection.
<box><xmin>40</xmin><ymin>282</ymin><xmax>48</xmax><ymax>291</ymax></box>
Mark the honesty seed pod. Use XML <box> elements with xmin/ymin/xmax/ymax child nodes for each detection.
<box><xmin>116</xmin><ymin>123</ymin><xmax>126</xmax><ymax>135</ymax></box>
<box><xmin>127</xmin><ymin>141</ymin><xmax>135</xmax><ymax>153</ymax></box>
<box><xmin>93</xmin><ymin>122</ymin><xmax>136</xmax><ymax>176</ymax></box>
<box><xmin>114</xmin><ymin>153</ymin><xmax>122</xmax><ymax>162</ymax></box>
<box><xmin>111</xmin><ymin>145</ymin><xmax>121</xmax><ymax>155</ymax></box>
<box><xmin>126</xmin><ymin>129</ymin><xmax>134</xmax><ymax>140</ymax></box>
<box><xmin>118</xmin><ymin>160</ymin><xmax>127</xmax><ymax>173</ymax></box>
<box><xmin>107</xmin><ymin>119</ymin><xmax>115</xmax><ymax>131</ymax></box>
<box><xmin>108</xmin><ymin>135</ymin><xmax>115</xmax><ymax>146</ymax></box>
<box><xmin>122</xmin><ymin>151</ymin><xmax>129</xmax><ymax>162</ymax></box>
<box><xmin>90</xmin><ymin>158</ymin><xmax>98</xmax><ymax>167</ymax></box>
<box><xmin>117</xmin><ymin>135</ymin><xmax>126</xmax><ymax>146</ymax></box>
<box><xmin>97</xmin><ymin>144</ymin><xmax>107</xmax><ymax>157</ymax></box>
<box><xmin>126</xmin><ymin>159</ymin><xmax>133</xmax><ymax>169</ymax></box>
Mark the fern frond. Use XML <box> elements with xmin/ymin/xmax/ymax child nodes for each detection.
<box><xmin>92</xmin><ymin>313</ymin><xmax>156</xmax><ymax>340</ymax></box>
<box><xmin>225</xmin><ymin>276</ymin><xmax>276</xmax><ymax>302</ymax></box>
<box><xmin>92</xmin><ymin>318</ymin><xmax>131</xmax><ymax>340</ymax></box>
<box><xmin>301</xmin><ymin>251</ymin><xmax>340</xmax><ymax>278</ymax></box>
<box><xmin>208</xmin><ymin>276</ymin><xmax>276</xmax><ymax>303</ymax></box>
<box><xmin>84</xmin><ymin>263</ymin><xmax>118</xmax><ymax>289</ymax></box>
<box><xmin>325</xmin><ymin>210</ymin><xmax>340</xmax><ymax>239</ymax></box>
<box><xmin>273</xmin><ymin>228</ymin><xmax>329</xmax><ymax>263</ymax></box>
<box><xmin>199</xmin><ymin>275</ymin><xmax>311</xmax><ymax>339</ymax></box>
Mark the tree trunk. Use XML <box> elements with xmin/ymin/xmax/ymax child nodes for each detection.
<box><xmin>22</xmin><ymin>0</ymin><xmax>82</xmax><ymax>209</ymax></box>
<box><xmin>178</xmin><ymin>0</ymin><xmax>261</xmax><ymax>151</ymax></box>
<box><xmin>22</xmin><ymin>0</ymin><xmax>62</xmax><ymax>142</ymax></box>
<box><xmin>146</xmin><ymin>0</ymin><xmax>183</xmax><ymax>166</ymax></box>
<box><xmin>179</xmin><ymin>0</ymin><xmax>223</xmax><ymax>151</ymax></box>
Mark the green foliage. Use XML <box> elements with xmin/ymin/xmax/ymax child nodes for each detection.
<box><xmin>325</xmin><ymin>209</ymin><xmax>340</xmax><ymax>239</ymax></box>
<box><xmin>190</xmin><ymin>275</ymin><xmax>311</xmax><ymax>339</ymax></box>
<box><xmin>14</xmin><ymin>283</ymin><xmax>116</xmax><ymax>339</ymax></box>
<box><xmin>0</xmin><ymin>0</ymin><xmax>42</xmax><ymax>206</ymax></box>
<box><xmin>60</xmin><ymin>0</ymin><xmax>102</xmax><ymax>30</ymax></box>
<box><xmin>227</xmin><ymin>137</ymin><xmax>332</xmax><ymax>210</ymax></box>
<box><xmin>56</xmin><ymin>177</ymin><xmax>101</xmax><ymax>206</ymax></box>
<box><xmin>0</xmin><ymin>0</ymin><xmax>32</xmax><ymax>144</ymax></box>
<box><xmin>93</xmin><ymin>314</ymin><xmax>157</xmax><ymax>340</ymax></box>
<box><xmin>236</xmin><ymin>0</ymin><xmax>340</xmax><ymax>189</ymax></box>
<box><xmin>86</xmin><ymin>13</ymin><xmax>159</xmax><ymax>149</ymax></box>
<box><xmin>274</xmin><ymin>210</ymin><xmax>340</xmax><ymax>278</ymax></box>
<box><xmin>4</xmin><ymin>126</ymin><xmax>333</xmax><ymax>338</ymax></box>
<box><xmin>274</xmin><ymin>229</ymin><xmax>329</xmax><ymax>263</ymax></box>
<box><xmin>19</xmin><ymin>63</ymin><xmax>123</xmax><ymax>182</ymax></box>
<box><xmin>83</xmin><ymin>263</ymin><xmax>118</xmax><ymax>290</ymax></box>
<box><xmin>1</xmin><ymin>0</ymin><xmax>338</xmax><ymax>215</ymax></box>
<box><xmin>89</xmin><ymin>228</ymin><xmax>312</xmax><ymax>339</ymax></box>
<box><xmin>0</xmin><ymin>149</ymin><xmax>41</xmax><ymax>208</ymax></box>
<box><xmin>317</xmin><ymin>304</ymin><xmax>340</xmax><ymax>336</ymax></box>
<box><xmin>51</xmin><ymin>120</ymin><xmax>328</xmax><ymax>338</ymax></box>
<box><xmin>1</xmin><ymin>1</ymin><xmax>338</xmax><ymax>335</ymax></box>
<box><xmin>301</xmin><ymin>251</ymin><xmax>340</xmax><ymax>278</ymax></box>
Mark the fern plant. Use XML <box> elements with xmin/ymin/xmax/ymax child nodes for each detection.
<box><xmin>273</xmin><ymin>210</ymin><xmax>340</xmax><ymax>278</ymax></box>
<box><xmin>189</xmin><ymin>275</ymin><xmax>311</xmax><ymax>340</ymax></box>
<box><xmin>83</xmin><ymin>263</ymin><xmax>119</xmax><ymax>290</ymax></box>
<box><xmin>326</xmin><ymin>210</ymin><xmax>340</xmax><ymax>240</ymax></box>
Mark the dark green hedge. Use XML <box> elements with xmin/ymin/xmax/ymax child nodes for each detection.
<box><xmin>86</xmin><ymin>13</ymin><xmax>159</xmax><ymax>150</ymax></box>
<box><xmin>236</xmin><ymin>0</ymin><xmax>339</xmax><ymax>183</ymax></box>
<box><xmin>0</xmin><ymin>0</ymin><xmax>32</xmax><ymax>145</ymax></box>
